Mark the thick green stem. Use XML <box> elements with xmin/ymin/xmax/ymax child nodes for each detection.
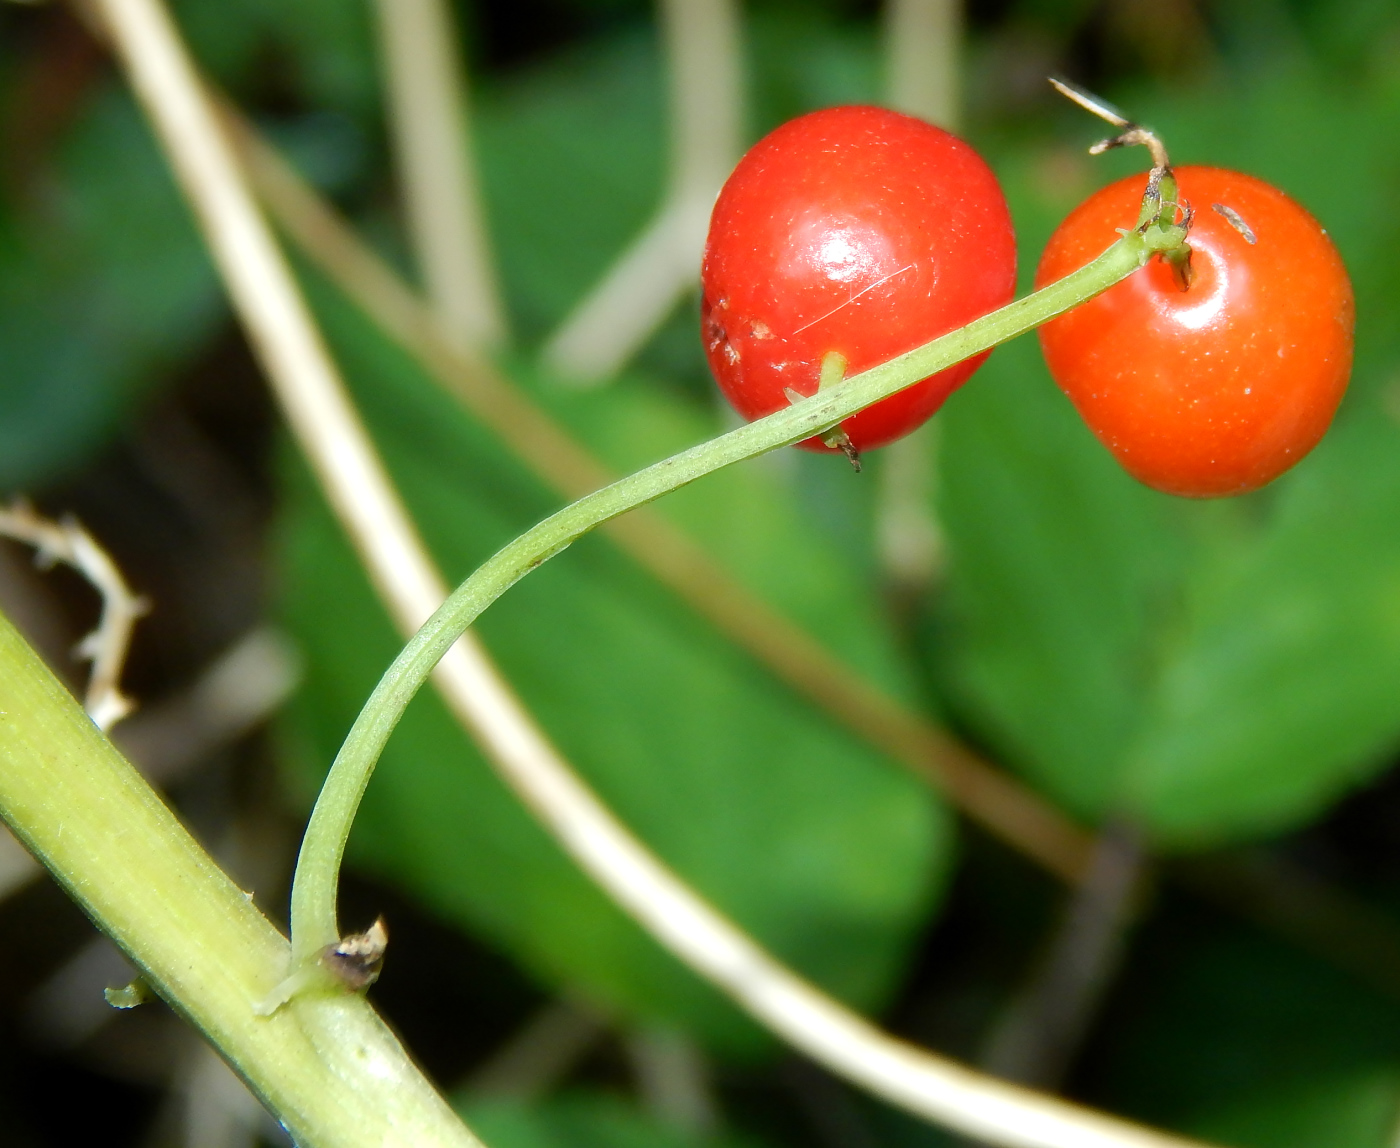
<box><xmin>289</xmin><ymin>216</ymin><xmax>1188</xmax><ymax>964</ymax></box>
<box><xmin>0</xmin><ymin>612</ymin><xmax>480</xmax><ymax>1148</ymax></box>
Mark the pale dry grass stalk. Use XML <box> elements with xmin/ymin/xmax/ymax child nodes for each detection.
<box><xmin>371</xmin><ymin>0</ymin><xmax>506</xmax><ymax>350</ymax></box>
<box><xmin>541</xmin><ymin>0</ymin><xmax>742</xmax><ymax>382</ymax></box>
<box><xmin>884</xmin><ymin>0</ymin><xmax>961</xmax><ymax>126</ymax></box>
<box><xmin>0</xmin><ymin>501</ymin><xmax>145</xmax><ymax>730</ymax></box>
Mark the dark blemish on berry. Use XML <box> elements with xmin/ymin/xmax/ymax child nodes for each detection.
<box><xmin>1212</xmin><ymin>203</ymin><xmax>1257</xmax><ymax>244</ymax></box>
<box><xmin>702</xmin><ymin>303</ymin><xmax>732</xmax><ymax>359</ymax></box>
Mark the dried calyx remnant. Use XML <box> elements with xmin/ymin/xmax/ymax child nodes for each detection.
<box><xmin>255</xmin><ymin>917</ymin><xmax>389</xmax><ymax>1015</ymax></box>
<box><xmin>321</xmin><ymin>917</ymin><xmax>389</xmax><ymax>991</ymax></box>
<box><xmin>1049</xmin><ymin>77</ymin><xmax>1195</xmax><ymax>288</ymax></box>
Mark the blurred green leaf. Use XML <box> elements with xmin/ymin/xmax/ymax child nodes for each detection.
<box><xmin>1086</xmin><ymin>908</ymin><xmax>1400</xmax><ymax>1148</ymax></box>
<box><xmin>1125</xmin><ymin>407</ymin><xmax>1400</xmax><ymax>844</ymax></box>
<box><xmin>746</xmin><ymin>10</ymin><xmax>879</xmax><ymax>135</ymax></box>
<box><xmin>0</xmin><ymin>88</ymin><xmax>220</xmax><ymax>490</ymax></box>
<box><xmin>278</xmin><ymin>266</ymin><xmax>949</xmax><ymax>1056</ymax></box>
<box><xmin>934</xmin><ymin>336</ymin><xmax>1189</xmax><ymax>822</ymax></box>
<box><xmin>475</xmin><ymin>30</ymin><xmax>667</xmax><ymax>343</ymax></box>
<box><xmin>174</xmin><ymin>0</ymin><xmax>380</xmax><ymax>120</ymax></box>
<box><xmin>933</xmin><ymin>60</ymin><xmax>1400</xmax><ymax>846</ymax></box>
<box><xmin>1197</xmin><ymin>1069</ymin><xmax>1400</xmax><ymax>1148</ymax></box>
<box><xmin>0</xmin><ymin>0</ymin><xmax>385</xmax><ymax>493</ymax></box>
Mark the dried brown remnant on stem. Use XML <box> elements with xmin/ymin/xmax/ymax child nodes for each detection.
<box><xmin>821</xmin><ymin>429</ymin><xmax>863</xmax><ymax>472</ymax></box>
<box><xmin>1049</xmin><ymin>78</ymin><xmax>1197</xmax><ymax>287</ymax></box>
<box><xmin>1049</xmin><ymin>78</ymin><xmax>1172</xmax><ymax>203</ymax></box>
<box><xmin>320</xmin><ymin>917</ymin><xmax>389</xmax><ymax>992</ymax></box>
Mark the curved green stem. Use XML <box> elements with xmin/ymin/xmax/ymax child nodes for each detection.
<box><xmin>288</xmin><ymin>213</ymin><xmax>1188</xmax><ymax>966</ymax></box>
<box><xmin>0</xmin><ymin>614</ymin><xmax>480</xmax><ymax>1148</ymax></box>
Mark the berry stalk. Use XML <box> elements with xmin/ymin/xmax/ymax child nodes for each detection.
<box><xmin>289</xmin><ymin>200</ymin><xmax>1191</xmax><ymax>964</ymax></box>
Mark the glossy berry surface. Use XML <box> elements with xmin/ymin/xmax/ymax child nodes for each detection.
<box><xmin>1036</xmin><ymin>166</ymin><xmax>1354</xmax><ymax>498</ymax></box>
<box><xmin>701</xmin><ymin>105</ymin><xmax>1017</xmax><ymax>454</ymax></box>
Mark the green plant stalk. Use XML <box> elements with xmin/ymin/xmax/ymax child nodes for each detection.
<box><xmin>0</xmin><ymin>612</ymin><xmax>481</xmax><ymax>1148</ymax></box>
<box><xmin>290</xmin><ymin>213</ymin><xmax>1188</xmax><ymax>963</ymax></box>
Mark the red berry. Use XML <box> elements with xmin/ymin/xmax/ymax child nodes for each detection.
<box><xmin>701</xmin><ymin>105</ymin><xmax>1017</xmax><ymax>454</ymax></box>
<box><xmin>1036</xmin><ymin>166</ymin><xmax>1354</xmax><ymax>498</ymax></box>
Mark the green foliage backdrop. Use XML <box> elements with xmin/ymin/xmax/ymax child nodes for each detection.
<box><xmin>6</xmin><ymin>0</ymin><xmax>1400</xmax><ymax>1145</ymax></box>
